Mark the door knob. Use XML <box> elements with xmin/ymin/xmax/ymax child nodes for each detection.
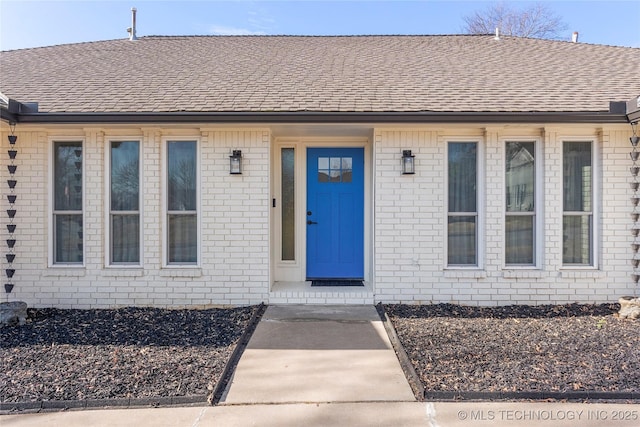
<box><xmin>307</xmin><ymin>220</ymin><xmax>318</xmax><ymax>225</ymax></box>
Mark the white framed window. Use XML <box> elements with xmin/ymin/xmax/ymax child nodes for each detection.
<box><xmin>505</xmin><ymin>140</ymin><xmax>538</xmax><ymax>266</ymax></box>
<box><xmin>447</xmin><ymin>141</ymin><xmax>479</xmax><ymax>266</ymax></box>
<box><xmin>108</xmin><ymin>140</ymin><xmax>141</xmax><ymax>265</ymax></box>
<box><xmin>52</xmin><ymin>141</ymin><xmax>84</xmax><ymax>265</ymax></box>
<box><xmin>165</xmin><ymin>140</ymin><xmax>198</xmax><ymax>265</ymax></box>
<box><xmin>562</xmin><ymin>140</ymin><xmax>595</xmax><ymax>266</ymax></box>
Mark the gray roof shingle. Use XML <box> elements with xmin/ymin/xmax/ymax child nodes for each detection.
<box><xmin>1</xmin><ymin>35</ymin><xmax>638</xmax><ymax>114</ymax></box>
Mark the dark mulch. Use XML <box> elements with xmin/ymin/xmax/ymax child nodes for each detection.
<box><xmin>1</xmin><ymin>306</ymin><xmax>257</xmax><ymax>403</ymax></box>
<box><xmin>385</xmin><ymin>303</ymin><xmax>640</xmax><ymax>394</ymax></box>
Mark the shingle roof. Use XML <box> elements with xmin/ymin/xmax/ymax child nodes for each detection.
<box><xmin>0</xmin><ymin>35</ymin><xmax>638</xmax><ymax>114</ymax></box>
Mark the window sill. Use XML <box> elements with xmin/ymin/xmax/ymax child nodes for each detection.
<box><xmin>103</xmin><ymin>268</ymin><xmax>144</xmax><ymax>278</ymax></box>
<box><xmin>560</xmin><ymin>269</ymin><xmax>604</xmax><ymax>279</ymax></box>
<box><xmin>159</xmin><ymin>268</ymin><xmax>202</xmax><ymax>278</ymax></box>
<box><xmin>443</xmin><ymin>269</ymin><xmax>486</xmax><ymax>279</ymax></box>
<box><xmin>43</xmin><ymin>267</ymin><xmax>86</xmax><ymax>277</ymax></box>
<box><xmin>502</xmin><ymin>269</ymin><xmax>545</xmax><ymax>279</ymax></box>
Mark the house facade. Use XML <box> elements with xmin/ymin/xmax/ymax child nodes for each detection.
<box><xmin>1</xmin><ymin>35</ymin><xmax>639</xmax><ymax>308</ymax></box>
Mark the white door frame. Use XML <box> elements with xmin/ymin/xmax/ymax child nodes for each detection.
<box><xmin>271</xmin><ymin>137</ymin><xmax>372</xmax><ymax>285</ymax></box>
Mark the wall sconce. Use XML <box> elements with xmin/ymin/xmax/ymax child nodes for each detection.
<box><xmin>229</xmin><ymin>150</ymin><xmax>242</xmax><ymax>174</ymax></box>
<box><xmin>402</xmin><ymin>150</ymin><xmax>415</xmax><ymax>175</ymax></box>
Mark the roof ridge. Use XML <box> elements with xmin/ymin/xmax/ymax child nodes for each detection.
<box><xmin>4</xmin><ymin>34</ymin><xmax>636</xmax><ymax>52</ymax></box>
<box><xmin>1</xmin><ymin>38</ymin><xmax>129</xmax><ymax>53</ymax></box>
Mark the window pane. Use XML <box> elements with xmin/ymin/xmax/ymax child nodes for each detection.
<box><xmin>54</xmin><ymin>142</ymin><xmax>82</xmax><ymax>211</ymax></box>
<box><xmin>448</xmin><ymin>143</ymin><xmax>477</xmax><ymax>212</ymax></box>
<box><xmin>341</xmin><ymin>157</ymin><xmax>352</xmax><ymax>170</ymax></box>
<box><xmin>330</xmin><ymin>157</ymin><xmax>341</xmax><ymax>170</ymax></box>
<box><xmin>168</xmin><ymin>214</ymin><xmax>197</xmax><ymax>263</ymax></box>
<box><xmin>112</xmin><ymin>214</ymin><xmax>140</xmax><ymax>263</ymax></box>
<box><xmin>448</xmin><ymin>216</ymin><xmax>476</xmax><ymax>265</ymax></box>
<box><xmin>342</xmin><ymin>157</ymin><xmax>353</xmax><ymax>183</ymax></box>
<box><xmin>55</xmin><ymin>214</ymin><xmax>83</xmax><ymax>263</ymax></box>
<box><xmin>168</xmin><ymin>141</ymin><xmax>196</xmax><ymax>211</ymax></box>
<box><xmin>506</xmin><ymin>142</ymin><xmax>534</xmax><ymax>212</ymax></box>
<box><xmin>318</xmin><ymin>170</ymin><xmax>330</xmax><ymax>182</ymax></box>
<box><xmin>563</xmin><ymin>142</ymin><xmax>592</xmax><ymax>212</ymax></box>
<box><xmin>111</xmin><ymin>141</ymin><xmax>139</xmax><ymax>211</ymax></box>
<box><xmin>505</xmin><ymin>216</ymin><xmax>534</xmax><ymax>264</ymax></box>
<box><xmin>281</xmin><ymin>148</ymin><xmax>295</xmax><ymax>261</ymax></box>
<box><xmin>563</xmin><ymin>215</ymin><xmax>592</xmax><ymax>264</ymax></box>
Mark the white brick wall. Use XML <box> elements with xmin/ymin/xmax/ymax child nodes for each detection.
<box><xmin>373</xmin><ymin>125</ymin><xmax>637</xmax><ymax>306</ymax></box>
<box><xmin>2</xmin><ymin>123</ymin><xmax>636</xmax><ymax>308</ymax></box>
<box><xmin>2</xmin><ymin>127</ymin><xmax>270</xmax><ymax>308</ymax></box>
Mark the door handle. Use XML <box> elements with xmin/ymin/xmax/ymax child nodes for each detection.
<box><xmin>307</xmin><ymin>220</ymin><xmax>318</xmax><ymax>225</ymax></box>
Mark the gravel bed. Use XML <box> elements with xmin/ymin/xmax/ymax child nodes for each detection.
<box><xmin>1</xmin><ymin>306</ymin><xmax>257</xmax><ymax>403</ymax></box>
<box><xmin>385</xmin><ymin>303</ymin><xmax>640</xmax><ymax>394</ymax></box>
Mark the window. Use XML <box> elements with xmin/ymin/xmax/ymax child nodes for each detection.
<box><xmin>281</xmin><ymin>148</ymin><xmax>295</xmax><ymax>261</ymax></box>
<box><xmin>448</xmin><ymin>142</ymin><xmax>477</xmax><ymax>265</ymax></box>
<box><xmin>167</xmin><ymin>141</ymin><xmax>197</xmax><ymax>264</ymax></box>
<box><xmin>110</xmin><ymin>141</ymin><xmax>140</xmax><ymax>264</ymax></box>
<box><xmin>505</xmin><ymin>141</ymin><xmax>536</xmax><ymax>265</ymax></box>
<box><xmin>53</xmin><ymin>141</ymin><xmax>83</xmax><ymax>264</ymax></box>
<box><xmin>563</xmin><ymin>141</ymin><xmax>593</xmax><ymax>265</ymax></box>
<box><xmin>317</xmin><ymin>157</ymin><xmax>353</xmax><ymax>183</ymax></box>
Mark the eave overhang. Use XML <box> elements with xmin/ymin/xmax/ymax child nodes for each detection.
<box><xmin>627</xmin><ymin>96</ymin><xmax>640</xmax><ymax>123</ymax></box>
<box><xmin>0</xmin><ymin>110</ymin><xmax>631</xmax><ymax>125</ymax></box>
<box><xmin>1</xmin><ymin>98</ymin><xmax>636</xmax><ymax>126</ymax></box>
<box><xmin>0</xmin><ymin>107</ymin><xmax>18</xmax><ymax>124</ymax></box>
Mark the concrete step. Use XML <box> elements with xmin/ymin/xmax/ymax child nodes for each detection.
<box><xmin>269</xmin><ymin>282</ymin><xmax>374</xmax><ymax>304</ymax></box>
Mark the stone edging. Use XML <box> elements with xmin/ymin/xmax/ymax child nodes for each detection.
<box><xmin>375</xmin><ymin>302</ymin><xmax>425</xmax><ymax>401</ymax></box>
<box><xmin>209</xmin><ymin>302</ymin><xmax>267</xmax><ymax>405</ymax></box>
<box><xmin>0</xmin><ymin>395</ymin><xmax>206</xmax><ymax>413</ymax></box>
<box><xmin>423</xmin><ymin>391</ymin><xmax>640</xmax><ymax>401</ymax></box>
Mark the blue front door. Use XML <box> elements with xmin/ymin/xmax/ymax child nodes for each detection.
<box><xmin>306</xmin><ymin>148</ymin><xmax>364</xmax><ymax>279</ymax></box>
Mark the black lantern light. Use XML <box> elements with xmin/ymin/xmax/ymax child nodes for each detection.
<box><xmin>229</xmin><ymin>150</ymin><xmax>242</xmax><ymax>174</ymax></box>
<box><xmin>402</xmin><ymin>150</ymin><xmax>415</xmax><ymax>175</ymax></box>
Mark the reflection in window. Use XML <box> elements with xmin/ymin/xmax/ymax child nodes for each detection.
<box><xmin>167</xmin><ymin>141</ymin><xmax>197</xmax><ymax>264</ymax></box>
<box><xmin>281</xmin><ymin>148</ymin><xmax>295</xmax><ymax>260</ymax></box>
<box><xmin>448</xmin><ymin>143</ymin><xmax>477</xmax><ymax>265</ymax></box>
<box><xmin>505</xmin><ymin>142</ymin><xmax>535</xmax><ymax>265</ymax></box>
<box><xmin>110</xmin><ymin>141</ymin><xmax>140</xmax><ymax>264</ymax></box>
<box><xmin>318</xmin><ymin>157</ymin><xmax>352</xmax><ymax>183</ymax></box>
<box><xmin>563</xmin><ymin>141</ymin><xmax>592</xmax><ymax>265</ymax></box>
<box><xmin>53</xmin><ymin>141</ymin><xmax>83</xmax><ymax>264</ymax></box>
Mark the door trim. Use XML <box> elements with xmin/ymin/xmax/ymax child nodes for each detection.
<box><xmin>271</xmin><ymin>137</ymin><xmax>371</xmax><ymax>285</ymax></box>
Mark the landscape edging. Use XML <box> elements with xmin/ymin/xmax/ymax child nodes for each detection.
<box><xmin>376</xmin><ymin>302</ymin><xmax>425</xmax><ymax>401</ymax></box>
<box><xmin>209</xmin><ymin>302</ymin><xmax>267</xmax><ymax>405</ymax></box>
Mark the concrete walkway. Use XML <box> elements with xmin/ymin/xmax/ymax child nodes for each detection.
<box><xmin>3</xmin><ymin>304</ymin><xmax>639</xmax><ymax>426</ymax></box>
<box><xmin>220</xmin><ymin>304</ymin><xmax>415</xmax><ymax>404</ymax></box>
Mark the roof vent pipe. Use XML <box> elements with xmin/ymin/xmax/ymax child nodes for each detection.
<box><xmin>572</xmin><ymin>31</ymin><xmax>579</xmax><ymax>43</ymax></box>
<box><xmin>127</xmin><ymin>7</ymin><xmax>138</xmax><ymax>41</ymax></box>
<box><xmin>494</xmin><ymin>27</ymin><xmax>500</xmax><ymax>40</ymax></box>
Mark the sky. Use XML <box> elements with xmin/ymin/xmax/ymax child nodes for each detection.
<box><xmin>0</xmin><ymin>0</ymin><xmax>639</xmax><ymax>51</ymax></box>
